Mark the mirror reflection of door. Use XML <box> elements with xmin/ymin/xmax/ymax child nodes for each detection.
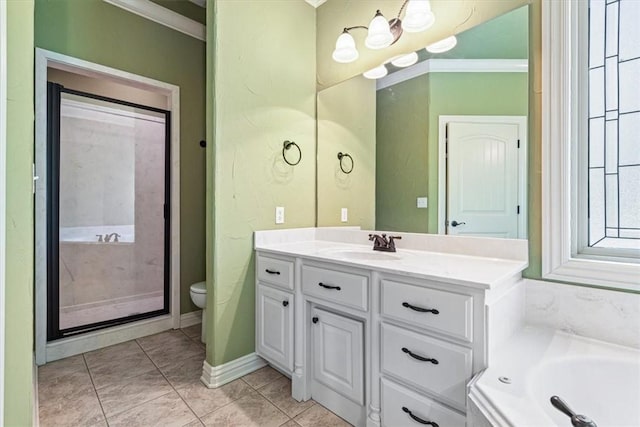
<box><xmin>444</xmin><ymin>117</ymin><xmax>527</xmax><ymax>239</ymax></box>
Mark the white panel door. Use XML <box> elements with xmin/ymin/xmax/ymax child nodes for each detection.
<box><xmin>257</xmin><ymin>284</ymin><xmax>293</xmax><ymax>371</ymax></box>
<box><xmin>312</xmin><ymin>307</ymin><xmax>364</xmax><ymax>405</ymax></box>
<box><xmin>447</xmin><ymin>121</ymin><xmax>520</xmax><ymax>238</ymax></box>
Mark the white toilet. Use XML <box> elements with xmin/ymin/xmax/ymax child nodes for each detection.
<box><xmin>189</xmin><ymin>281</ymin><xmax>207</xmax><ymax>343</ymax></box>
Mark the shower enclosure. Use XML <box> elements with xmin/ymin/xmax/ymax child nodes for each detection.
<box><xmin>46</xmin><ymin>83</ymin><xmax>170</xmax><ymax>340</ymax></box>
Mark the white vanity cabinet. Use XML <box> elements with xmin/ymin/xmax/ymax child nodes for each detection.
<box><xmin>254</xmin><ymin>229</ymin><xmax>527</xmax><ymax>427</ymax></box>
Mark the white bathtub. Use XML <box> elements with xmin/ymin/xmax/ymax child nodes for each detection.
<box><xmin>469</xmin><ymin>327</ymin><xmax>640</xmax><ymax>426</ymax></box>
<box><xmin>59</xmin><ymin>225</ymin><xmax>135</xmax><ymax>243</ymax></box>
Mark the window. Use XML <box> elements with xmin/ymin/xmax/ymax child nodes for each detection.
<box><xmin>584</xmin><ymin>0</ymin><xmax>640</xmax><ymax>255</ymax></box>
<box><xmin>542</xmin><ymin>0</ymin><xmax>640</xmax><ymax>290</ymax></box>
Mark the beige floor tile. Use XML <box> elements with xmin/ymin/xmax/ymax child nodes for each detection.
<box><xmin>242</xmin><ymin>366</ymin><xmax>283</xmax><ymax>389</ymax></box>
<box><xmin>294</xmin><ymin>404</ymin><xmax>353</xmax><ymax>427</ymax></box>
<box><xmin>87</xmin><ymin>349</ymin><xmax>157</xmax><ymax>390</ymax></box>
<box><xmin>137</xmin><ymin>330</ymin><xmax>195</xmax><ymax>353</ymax></box>
<box><xmin>183</xmin><ymin>419</ymin><xmax>205</xmax><ymax>427</ymax></box>
<box><xmin>96</xmin><ymin>369</ymin><xmax>173</xmax><ymax>417</ymax></box>
<box><xmin>107</xmin><ymin>391</ymin><xmax>197</xmax><ymax>427</ymax></box>
<box><xmin>38</xmin><ymin>354</ymin><xmax>87</xmax><ymax>383</ymax></box>
<box><xmin>279</xmin><ymin>420</ymin><xmax>300</xmax><ymax>427</ymax></box>
<box><xmin>181</xmin><ymin>324</ymin><xmax>202</xmax><ymax>339</ymax></box>
<box><xmin>84</xmin><ymin>340</ymin><xmax>143</xmax><ymax>368</ymax></box>
<box><xmin>38</xmin><ymin>383</ymin><xmax>105</xmax><ymax>427</ymax></box>
<box><xmin>177</xmin><ymin>378</ymin><xmax>251</xmax><ymax>417</ymax></box>
<box><xmin>160</xmin><ymin>353</ymin><xmax>205</xmax><ymax>390</ymax></box>
<box><xmin>258</xmin><ymin>377</ymin><xmax>315</xmax><ymax>418</ymax></box>
<box><xmin>140</xmin><ymin>331</ymin><xmax>204</xmax><ymax>368</ymax></box>
<box><xmin>38</xmin><ymin>369</ymin><xmax>94</xmax><ymax>404</ymax></box>
<box><xmin>200</xmin><ymin>391</ymin><xmax>289</xmax><ymax>427</ymax></box>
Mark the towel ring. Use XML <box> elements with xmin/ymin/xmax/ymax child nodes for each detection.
<box><xmin>337</xmin><ymin>152</ymin><xmax>354</xmax><ymax>174</ymax></box>
<box><xmin>282</xmin><ymin>140</ymin><xmax>302</xmax><ymax>166</ymax></box>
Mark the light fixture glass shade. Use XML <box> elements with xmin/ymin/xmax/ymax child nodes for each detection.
<box><xmin>390</xmin><ymin>52</ymin><xmax>419</xmax><ymax>68</ymax></box>
<box><xmin>365</xmin><ymin>11</ymin><xmax>393</xmax><ymax>49</ymax></box>
<box><xmin>425</xmin><ymin>35</ymin><xmax>458</xmax><ymax>53</ymax></box>
<box><xmin>332</xmin><ymin>32</ymin><xmax>359</xmax><ymax>63</ymax></box>
<box><xmin>363</xmin><ymin>64</ymin><xmax>388</xmax><ymax>79</ymax></box>
<box><xmin>402</xmin><ymin>0</ymin><xmax>435</xmax><ymax>33</ymax></box>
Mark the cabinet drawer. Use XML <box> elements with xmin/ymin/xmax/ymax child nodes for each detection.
<box><xmin>257</xmin><ymin>255</ymin><xmax>294</xmax><ymax>290</ymax></box>
<box><xmin>381</xmin><ymin>279</ymin><xmax>473</xmax><ymax>342</ymax></box>
<box><xmin>302</xmin><ymin>265</ymin><xmax>368</xmax><ymax>311</ymax></box>
<box><xmin>381</xmin><ymin>378</ymin><xmax>466</xmax><ymax>427</ymax></box>
<box><xmin>381</xmin><ymin>323</ymin><xmax>472</xmax><ymax>408</ymax></box>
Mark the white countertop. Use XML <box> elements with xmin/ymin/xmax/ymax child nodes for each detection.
<box><xmin>255</xmin><ymin>237</ymin><xmax>528</xmax><ymax>290</ymax></box>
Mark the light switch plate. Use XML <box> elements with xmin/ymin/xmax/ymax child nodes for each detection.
<box><xmin>417</xmin><ymin>197</ymin><xmax>428</xmax><ymax>208</ymax></box>
<box><xmin>341</xmin><ymin>208</ymin><xmax>348</xmax><ymax>222</ymax></box>
<box><xmin>275</xmin><ymin>206</ymin><xmax>285</xmax><ymax>224</ymax></box>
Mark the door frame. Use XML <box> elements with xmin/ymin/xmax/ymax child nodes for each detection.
<box><xmin>0</xmin><ymin>0</ymin><xmax>7</xmax><ymax>419</ymax></box>
<box><xmin>34</xmin><ymin>48</ymin><xmax>181</xmax><ymax>364</ymax></box>
<box><xmin>437</xmin><ymin>115</ymin><xmax>528</xmax><ymax>238</ymax></box>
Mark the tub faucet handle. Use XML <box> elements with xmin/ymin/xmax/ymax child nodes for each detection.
<box><xmin>550</xmin><ymin>396</ymin><xmax>597</xmax><ymax>427</ymax></box>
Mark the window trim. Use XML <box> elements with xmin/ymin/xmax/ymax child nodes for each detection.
<box><xmin>542</xmin><ymin>0</ymin><xmax>640</xmax><ymax>291</ymax></box>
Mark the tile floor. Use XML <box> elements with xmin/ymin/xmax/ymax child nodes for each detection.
<box><xmin>38</xmin><ymin>324</ymin><xmax>352</xmax><ymax>427</ymax></box>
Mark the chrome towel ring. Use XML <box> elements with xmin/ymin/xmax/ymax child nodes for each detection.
<box><xmin>337</xmin><ymin>152</ymin><xmax>354</xmax><ymax>174</ymax></box>
<box><xmin>282</xmin><ymin>140</ymin><xmax>302</xmax><ymax>166</ymax></box>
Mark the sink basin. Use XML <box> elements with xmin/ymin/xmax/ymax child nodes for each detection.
<box><xmin>328</xmin><ymin>250</ymin><xmax>401</xmax><ymax>261</ymax></box>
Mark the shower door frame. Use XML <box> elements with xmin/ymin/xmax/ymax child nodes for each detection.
<box><xmin>34</xmin><ymin>49</ymin><xmax>181</xmax><ymax>364</ymax></box>
<box><xmin>46</xmin><ymin>84</ymin><xmax>172</xmax><ymax>341</ymax></box>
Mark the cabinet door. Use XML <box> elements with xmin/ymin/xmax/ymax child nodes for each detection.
<box><xmin>257</xmin><ymin>285</ymin><xmax>293</xmax><ymax>371</ymax></box>
<box><xmin>312</xmin><ymin>307</ymin><xmax>364</xmax><ymax>405</ymax></box>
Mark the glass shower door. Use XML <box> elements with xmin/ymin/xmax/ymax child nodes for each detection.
<box><xmin>47</xmin><ymin>83</ymin><xmax>170</xmax><ymax>339</ymax></box>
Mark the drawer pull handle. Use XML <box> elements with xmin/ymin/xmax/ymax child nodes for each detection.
<box><xmin>282</xmin><ymin>300</ymin><xmax>289</xmax><ymax>307</ymax></box>
<box><xmin>402</xmin><ymin>302</ymin><xmax>439</xmax><ymax>314</ymax></box>
<box><xmin>265</xmin><ymin>269</ymin><xmax>281</xmax><ymax>275</ymax></box>
<box><xmin>318</xmin><ymin>282</ymin><xmax>341</xmax><ymax>291</ymax></box>
<box><xmin>402</xmin><ymin>347</ymin><xmax>439</xmax><ymax>364</ymax></box>
<box><xmin>402</xmin><ymin>407</ymin><xmax>439</xmax><ymax>427</ymax></box>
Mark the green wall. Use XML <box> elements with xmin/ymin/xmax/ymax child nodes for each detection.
<box><xmin>376</xmin><ymin>73</ymin><xmax>528</xmax><ymax>233</ymax></box>
<box><xmin>317</xmin><ymin>76</ymin><xmax>376</xmax><ymax>228</ymax></box>
<box><xmin>209</xmin><ymin>0</ymin><xmax>316</xmax><ymax>365</ymax></box>
<box><xmin>35</xmin><ymin>0</ymin><xmax>206</xmax><ymax>314</ymax></box>
<box><xmin>5</xmin><ymin>1</ymin><xmax>35</xmax><ymax>425</ymax></box>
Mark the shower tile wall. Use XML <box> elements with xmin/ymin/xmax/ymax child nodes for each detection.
<box><xmin>58</xmin><ymin>100</ymin><xmax>166</xmax><ymax>329</ymax></box>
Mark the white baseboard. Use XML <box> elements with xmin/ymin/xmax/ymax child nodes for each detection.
<box><xmin>180</xmin><ymin>310</ymin><xmax>202</xmax><ymax>328</ymax></box>
<box><xmin>200</xmin><ymin>353</ymin><xmax>266</xmax><ymax>388</ymax></box>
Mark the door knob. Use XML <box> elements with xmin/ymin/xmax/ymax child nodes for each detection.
<box><xmin>450</xmin><ymin>220</ymin><xmax>466</xmax><ymax>227</ymax></box>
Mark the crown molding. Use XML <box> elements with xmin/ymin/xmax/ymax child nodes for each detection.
<box><xmin>377</xmin><ymin>59</ymin><xmax>528</xmax><ymax>90</ymax></box>
<box><xmin>304</xmin><ymin>0</ymin><xmax>327</xmax><ymax>8</ymax></box>
<box><xmin>103</xmin><ymin>0</ymin><xmax>205</xmax><ymax>41</ymax></box>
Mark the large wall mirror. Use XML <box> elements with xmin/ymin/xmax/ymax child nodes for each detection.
<box><xmin>317</xmin><ymin>5</ymin><xmax>529</xmax><ymax>239</ymax></box>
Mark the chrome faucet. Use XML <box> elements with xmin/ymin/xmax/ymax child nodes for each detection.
<box><xmin>368</xmin><ymin>233</ymin><xmax>402</xmax><ymax>252</ymax></box>
<box><xmin>550</xmin><ymin>396</ymin><xmax>597</xmax><ymax>427</ymax></box>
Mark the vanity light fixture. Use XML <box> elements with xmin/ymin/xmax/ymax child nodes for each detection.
<box><xmin>425</xmin><ymin>35</ymin><xmax>458</xmax><ymax>53</ymax></box>
<box><xmin>390</xmin><ymin>52</ymin><xmax>419</xmax><ymax>68</ymax></box>
<box><xmin>332</xmin><ymin>0</ymin><xmax>436</xmax><ymax>64</ymax></box>
<box><xmin>363</xmin><ymin>64</ymin><xmax>388</xmax><ymax>79</ymax></box>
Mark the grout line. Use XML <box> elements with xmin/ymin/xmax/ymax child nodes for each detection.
<box><xmin>136</xmin><ymin>336</ymin><xmax>202</xmax><ymax>424</ymax></box>
<box><xmin>81</xmin><ymin>353</ymin><xmax>110</xmax><ymax>426</ymax></box>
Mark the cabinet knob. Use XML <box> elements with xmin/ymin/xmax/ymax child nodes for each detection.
<box><xmin>282</xmin><ymin>300</ymin><xmax>289</xmax><ymax>307</ymax></box>
<box><xmin>312</xmin><ymin>316</ymin><xmax>319</xmax><ymax>324</ymax></box>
